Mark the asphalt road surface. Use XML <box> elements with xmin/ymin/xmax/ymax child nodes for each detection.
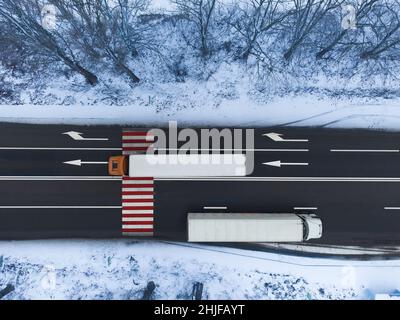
<box><xmin>1</xmin><ymin>122</ymin><xmax>400</xmax><ymax>246</ymax></box>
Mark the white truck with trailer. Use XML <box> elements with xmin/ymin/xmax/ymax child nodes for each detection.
<box><xmin>187</xmin><ymin>213</ymin><xmax>323</xmax><ymax>242</ymax></box>
<box><xmin>109</xmin><ymin>154</ymin><xmax>248</xmax><ymax>177</ymax></box>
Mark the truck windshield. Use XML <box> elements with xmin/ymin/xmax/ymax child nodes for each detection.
<box><xmin>124</xmin><ymin>157</ymin><xmax>129</xmax><ymax>176</ymax></box>
<box><xmin>298</xmin><ymin>215</ymin><xmax>309</xmax><ymax>240</ymax></box>
<box><xmin>303</xmin><ymin>223</ymin><xmax>309</xmax><ymax>240</ymax></box>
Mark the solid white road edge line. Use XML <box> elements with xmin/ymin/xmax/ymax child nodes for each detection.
<box><xmin>155</xmin><ymin>148</ymin><xmax>309</xmax><ymax>152</ymax></box>
<box><xmin>0</xmin><ymin>176</ymin><xmax>122</xmax><ymax>181</ymax></box>
<box><xmin>3</xmin><ymin>176</ymin><xmax>400</xmax><ymax>182</ymax></box>
<box><xmin>330</xmin><ymin>149</ymin><xmax>399</xmax><ymax>153</ymax></box>
<box><xmin>155</xmin><ymin>177</ymin><xmax>400</xmax><ymax>182</ymax></box>
<box><xmin>0</xmin><ymin>206</ymin><xmax>122</xmax><ymax>209</ymax></box>
<box><xmin>0</xmin><ymin>147</ymin><xmax>122</xmax><ymax>150</ymax></box>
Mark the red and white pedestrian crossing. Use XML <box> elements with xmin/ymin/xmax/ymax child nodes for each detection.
<box><xmin>122</xmin><ymin>130</ymin><xmax>154</xmax><ymax>155</ymax></box>
<box><xmin>122</xmin><ymin>177</ymin><xmax>155</xmax><ymax>237</ymax></box>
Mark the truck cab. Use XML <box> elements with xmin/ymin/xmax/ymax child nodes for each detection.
<box><xmin>108</xmin><ymin>156</ymin><xmax>128</xmax><ymax>176</ymax></box>
<box><xmin>298</xmin><ymin>214</ymin><xmax>323</xmax><ymax>241</ymax></box>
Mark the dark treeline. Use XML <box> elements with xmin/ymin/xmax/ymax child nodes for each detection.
<box><xmin>0</xmin><ymin>0</ymin><xmax>399</xmax><ymax>85</ymax></box>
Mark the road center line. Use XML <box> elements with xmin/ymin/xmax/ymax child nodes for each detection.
<box><xmin>156</xmin><ymin>148</ymin><xmax>309</xmax><ymax>152</ymax></box>
<box><xmin>3</xmin><ymin>176</ymin><xmax>400</xmax><ymax>183</ymax></box>
<box><xmin>0</xmin><ymin>147</ymin><xmax>122</xmax><ymax>151</ymax></box>
<box><xmin>0</xmin><ymin>206</ymin><xmax>122</xmax><ymax>209</ymax></box>
<box><xmin>330</xmin><ymin>149</ymin><xmax>399</xmax><ymax>153</ymax></box>
<box><xmin>155</xmin><ymin>177</ymin><xmax>400</xmax><ymax>182</ymax></box>
<box><xmin>0</xmin><ymin>176</ymin><xmax>121</xmax><ymax>181</ymax></box>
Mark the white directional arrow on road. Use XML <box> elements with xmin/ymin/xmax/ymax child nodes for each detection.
<box><xmin>263</xmin><ymin>133</ymin><xmax>308</xmax><ymax>142</ymax></box>
<box><xmin>63</xmin><ymin>131</ymin><xmax>109</xmax><ymax>141</ymax></box>
<box><xmin>263</xmin><ymin>160</ymin><xmax>309</xmax><ymax>167</ymax></box>
<box><xmin>63</xmin><ymin>159</ymin><xmax>108</xmax><ymax>166</ymax></box>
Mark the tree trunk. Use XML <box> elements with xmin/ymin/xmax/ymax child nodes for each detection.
<box><xmin>75</xmin><ymin>64</ymin><xmax>99</xmax><ymax>85</ymax></box>
<box><xmin>316</xmin><ymin>30</ymin><xmax>347</xmax><ymax>59</ymax></box>
<box><xmin>120</xmin><ymin>63</ymin><xmax>140</xmax><ymax>83</ymax></box>
<box><xmin>283</xmin><ymin>47</ymin><xmax>295</xmax><ymax>60</ymax></box>
<box><xmin>360</xmin><ymin>50</ymin><xmax>377</xmax><ymax>60</ymax></box>
<box><xmin>58</xmin><ymin>51</ymin><xmax>98</xmax><ymax>85</ymax></box>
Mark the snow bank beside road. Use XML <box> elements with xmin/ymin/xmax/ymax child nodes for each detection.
<box><xmin>0</xmin><ymin>240</ymin><xmax>399</xmax><ymax>300</ymax></box>
<box><xmin>2</xmin><ymin>95</ymin><xmax>400</xmax><ymax>130</ymax></box>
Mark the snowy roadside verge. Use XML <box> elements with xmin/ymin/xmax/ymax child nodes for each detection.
<box><xmin>2</xmin><ymin>95</ymin><xmax>400</xmax><ymax>130</ymax></box>
<box><xmin>1</xmin><ymin>239</ymin><xmax>400</xmax><ymax>300</ymax></box>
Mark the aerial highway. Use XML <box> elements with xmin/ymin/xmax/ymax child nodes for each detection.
<box><xmin>1</xmin><ymin>122</ymin><xmax>400</xmax><ymax>245</ymax></box>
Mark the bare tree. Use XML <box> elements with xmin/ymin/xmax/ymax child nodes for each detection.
<box><xmin>172</xmin><ymin>0</ymin><xmax>218</xmax><ymax>57</ymax></box>
<box><xmin>359</xmin><ymin>0</ymin><xmax>400</xmax><ymax>60</ymax></box>
<box><xmin>316</xmin><ymin>0</ymin><xmax>379</xmax><ymax>59</ymax></box>
<box><xmin>283</xmin><ymin>0</ymin><xmax>343</xmax><ymax>61</ymax></box>
<box><xmin>0</xmin><ymin>20</ymin><xmax>23</xmax><ymax>74</ymax></box>
<box><xmin>51</xmin><ymin>0</ymin><xmax>150</xmax><ymax>84</ymax></box>
<box><xmin>229</xmin><ymin>0</ymin><xmax>291</xmax><ymax>60</ymax></box>
<box><xmin>0</xmin><ymin>0</ymin><xmax>98</xmax><ymax>85</ymax></box>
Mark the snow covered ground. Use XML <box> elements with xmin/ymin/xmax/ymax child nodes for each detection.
<box><xmin>2</xmin><ymin>240</ymin><xmax>400</xmax><ymax>300</ymax></box>
<box><xmin>2</xmin><ymin>59</ymin><xmax>400</xmax><ymax>130</ymax></box>
<box><xmin>0</xmin><ymin>96</ymin><xmax>400</xmax><ymax>131</ymax></box>
<box><xmin>2</xmin><ymin>94</ymin><xmax>400</xmax><ymax>130</ymax></box>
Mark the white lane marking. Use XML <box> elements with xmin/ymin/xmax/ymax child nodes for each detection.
<box><xmin>62</xmin><ymin>131</ymin><xmax>109</xmax><ymax>141</ymax></box>
<box><xmin>263</xmin><ymin>133</ymin><xmax>309</xmax><ymax>143</ymax></box>
<box><xmin>63</xmin><ymin>159</ymin><xmax>108</xmax><ymax>166</ymax></box>
<box><xmin>122</xmin><ymin>217</ymin><xmax>154</xmax><ymax>222</ymax></box>
<box><xmin>0</xmin><ymin>176</ymin><xmax>121</xmax><ymax>181</ymax></box>
<box><xmin>330</xmin><ymin>149</ymin><xmax>399</xmax><ymax>153</ymax></box>
<box><xmin>122</xmin><ymin>195</ymin><xmax>153</xmax><ymax>200</ymax></box>
<box><xmin>263</xmin><ymin>161</ymin><xmax>309</xmax><ymax>167</ymax></box>
<box><xmin>122</xmin><ymin>180</ymin><xmax>154</xmax><ymax>184</ymax></box>
<box><xmin>155</xmin><ymin>177</ymin><xmax>400</xmax><ymax>182</ymax></box>
<box><xmin>122</xmin><ymin>188</ymin><xmax>154</xmax><ymax>192</ymax></box>
<box><xmin>0</xmin><ymin>147</ymin><xmax>121</xmax><ymax>150</ymax></box>
<box><xmin>123</xmin><ymin>143</ymin><xmax>153</xmax><ymax>148</ymax></box>
<box><xmin>384</xmin><ymin>207</ymin><xmax>400</xmax><ymax>210</ymax></box>
<box><xmin>122</xmin><ymin>225</ymin><xmax>153</xmax><ymax>229</ymax></box>
<box><xmin>122</xmin><ymin>232</ymin><xmax>153</xmax><ymax>236</ymax></box>
<box><xmin>121</xmin><ymin>202</ymin><xmax>153</xmax><ymax>207</ymax></box>
<box><xmin>294</xmin><ymin>207</ymin><xmax>318</xmax><ymax>210</ymax></box>
<box><xmin>122</xmin><ymin>210</ymin><xmax>154</xmax><ymax>214</ymax></box>
<box><xmin>155</xmin><ymin>148</ymin><xmax>309</xmax><ymax>152</ymax></box>
<box><xmin>122</xmin><ymin>136</ymin><xmax>155</xmax><ymax>141</ymax></box>
<box><xmin>0</xmin><ymin>206</ymin><xmax>122</xmax><ymax>209</ymax></box>
<box><xmin>203</xmin><ymin>206</ymin><xmax>228</xmax><ymax>210</ymax></box>
<box><xmin>3</xmin><ymin>176</ymin><xmax>400</xmax><ymax>183</ymax></box>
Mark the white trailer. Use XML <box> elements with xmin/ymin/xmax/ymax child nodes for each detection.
<box><xmin>128</xmin><ymin>154</ymin><xmax>248</xmax><ymax>177</ymax></box>
<box><xmin>187</xmin><ymin>213</ymin><xmax>322</xmax><ymax>242</ymax></box>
